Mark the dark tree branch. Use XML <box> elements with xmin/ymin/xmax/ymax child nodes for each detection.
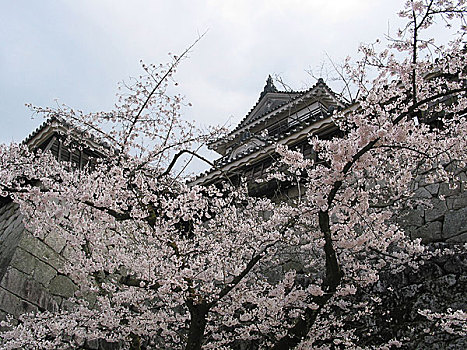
<box><xmin>121</xmin><ymin>34</ymin><xmax>205</xmax><ymax>151</ymax></box>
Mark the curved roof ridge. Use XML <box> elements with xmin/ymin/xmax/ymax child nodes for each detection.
<box><xmin>234</xmin><ymin>77</ymin><xmax>340</xmax><ymax>133</ymax></box>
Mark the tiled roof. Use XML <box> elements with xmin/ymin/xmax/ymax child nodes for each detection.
<box><xmin>209</xmin><ymin>78</ymin><xmax>342</xmax><ymax>151</ymax></box>
<box><xmin>193</xmin><ymin>109</ymin><xmax>330</xmax><ymax>183</ymax></box>
<box><xmin>22</xmin><ymin>116</ymin><xmax>65</xmax><ymax>145</ymax></box>
<box><xmin>236</xmin><ymin>92</ymin><xmax>302</xmax><ymax>131</ymax></box>
<box><xmin>23</xmin><ymin>116</ymin><xmax>111</xmax><ymax>152</ymax></box>
<box><xmin>236</xmin><ymin>78</ymin><xmax>339</xmax><ymax>131</ymax></box>
<box><xmin>195</xmin><ymin>78</ymin><xmax>345</xmax><ymax>184</ymax></box>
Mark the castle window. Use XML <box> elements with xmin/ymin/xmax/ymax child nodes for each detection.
<box><xmin>268</xmin><ymin>121</ymin><xmax>288</xmax><ymax>138</ymax></box>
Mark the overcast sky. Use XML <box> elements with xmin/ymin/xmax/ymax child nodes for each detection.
<box><xmin>0</xmin><ymin>0</ymin><xmax>406</xmax><ymax>170</ymax></box>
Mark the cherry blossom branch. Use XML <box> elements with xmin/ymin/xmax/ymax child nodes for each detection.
<box><xmin>120</xmin><ymin>34</ymin><xmax>205</xmax><ymax>151</ymax></box>
<box><xmin>83</xmin><ymin>200</ymin><xmax>131</xmax><ymax>221</ymax></box>
<box><xmin>158</xmin><ymin>149</ymin><xmax>215</xmax><ymax>179</ymax></box>
<box><xmin>157</xmin><ymin>149</ymin><xmax>235</xmax><ymax>186</ymax></box>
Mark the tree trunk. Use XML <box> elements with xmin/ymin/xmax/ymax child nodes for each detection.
<box><xmin>129</xmin><ymin>333</ymin><xmax>141</xmax><ymax>350</ymax></box>
<box><xmin>185</xmin><ymin>302</ymin><xmax>209</xmax><ymax>350</ymax></box>
<box><xmin>271</xmin><ymin>210</ymin><xmax>343</xmax><ymax>350</ymax></box>
<box><xmin>319</xmin><ymin>210</ymin><xmax>342</xmax><ymax>291</ymax></box>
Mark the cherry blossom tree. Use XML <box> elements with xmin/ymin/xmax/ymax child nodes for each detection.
<box><xmin>269</xmin><ymin>1</ymin><xmax>467</xmax><ymax>347</ymax></box>
<box><xmin>1</xmin><ymin>1</ymin><xmax>467</xmax><ymax>349</ymax></box>
<box><xmin>0</xmin><ymin>38</ymin><xmax>311</xmax><ymax>350</ymax></box>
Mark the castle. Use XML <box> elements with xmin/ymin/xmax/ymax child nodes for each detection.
<box><xmin>0</xmin><ymin>77</ymin><xmax>466</xmax><ymax>348</ymax></box>
<box><xmin>192</xmin><ymin>76</ymin><xmax>343</xmax><ymax>198</ymax></box>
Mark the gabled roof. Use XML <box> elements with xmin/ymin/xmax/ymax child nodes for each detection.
<box><xmin>208</xmin><ymin>77</ymin><xmax>344</xmax><ymax>153</ymax></box>
<box><xmin>23</xmin><ymin>116</ymin><xmax>110</xmax><ymax>154</ymax></box>
<box><xmin>193</xmin><ymin>77</ymin><xmax>345</xmax><ymax>186</ymax></box>
<box><xmin>236</xmin><ymin>76</ymin><xmax>302</xmax><ymax>130</ymax></box>
<box><xmin>23</xmin><ymin>116</ymin><xmax>69</xmax><ymax>149</ymax></box>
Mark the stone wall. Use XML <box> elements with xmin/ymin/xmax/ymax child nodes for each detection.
<box><xmin>0</xmin><ymin>200</ymin><xmax>76</xmax><ymax>325</ymax></box>
<box><xmin>400</xmin><ymin>167</ymin><xmax>467</xmax><ymax>243</ymax></box>
<box><xmin>352</xmin><ymin>246</ymin><xmax>467</xmax><ymax>349</ymax></box>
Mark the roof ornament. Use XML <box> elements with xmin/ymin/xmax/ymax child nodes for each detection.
<box><xmin>260</xmin><ymin>75</ymin><xmax>278</xmax><ymax>99</ymax></box>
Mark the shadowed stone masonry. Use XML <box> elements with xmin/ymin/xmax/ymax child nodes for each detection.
<box><xmin>0</xmin><ymin>200</ymin><xmax>74</xmax><ymax>324</ymax></box>
<box><xmin>401</xmin><ymin>167</ymin><xmax>467</xmax><ymax>244</ymax></box>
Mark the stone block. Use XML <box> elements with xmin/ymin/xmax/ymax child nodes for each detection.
<box><xmin>402</xmin><ymin>225</ymin><xmax>418</xmax><ymax>238</ymax></box>
<box><xmin>6</xmin><ymin>205</ymin><xmax>17</xmax><ymax>217</ymax></box>
<box><xmin>44</xmin><ymin>230</ymin><xmax>66</xmax><ymax>253</ymax></box>
<box><xmin>99</xmin><ymin>339</ymin><xmax>122</xmax><ymax>350</ymax></box>
<box><xmin>444</xmin><ymin>161</ymin><xmax>462</xmax><ymax>173</ymax></box>
<box><xmin>0</xmin><ymin>267</ymin><xmax>57</xmax><ymax>311</ymax></box>
<box><xmin>398</xmin><ymin>208</ymin><xmax>425</xmax><ymax>227</ymax></box>
<box><xmin>9</xmin><ymin>248</ymin><xmax>35</xmax><ymax>275</ymax></box>
<box><xmin>61</xmin><ymin>298</ymin><xmax>77</xmax><ymax>311</ymax></box>
<box><xmin>82</xmin><ymin>291</ymin><xmax>97</xmax><ymax>308</ymax></box>
<box><xmin>61</xmin><ymin>245</ymin><xmax>79</xmax><ymax>261</ymax></box>
<box><xmin>443</xmin><ymin>207</ymin><xmax>467</xmax><ymax>239</ymax></box>
<box><xmin>414</xmin><ymin>187</ymin><xmax>432</xmax><ymax>199</ymax></box>
<box><xmin>49</xmin><ymin>275</ymin><xmax>76</xmax><ymax>298</ymax></box>
<box><xmin>0</xmin><ymin>221</ymin><xmax>24</xmax><ymax>281</ymax></box>
<box><xmin>446</xmin><ymin>232</ymin><xmax>467</xmax><ymax>243</ymax></box>
<box><xmin>0</xmin><ymin>217</ymin><xmax>22</xmax><ymax>245</ymax></box>
<box><xmin>3</xmin><ymin>212</ymin><xmax>19</xmax><ymax>231</ymax></box>
<box><xmin>0</xmin><ymin>287</ymin><xmax>37</xmax><ymax>316</ymax></box>
<box><xmin>439</xmin><ymin>182</ymin><xmax>461</xmax><ymax>197</ymax></box>
<box><xmin>412</xmin><ymin>221</ymin><xmax>442</xmax><ymax>243</ymax></box>
<box><xmin>415</xmin><ymin>174</ymin><xmax>432</xmax><ymax>187</ymax></box>
<box><xmin>53</xmin><ymin>295</ymin><xmax>63</xmax><ymax>308</ymax></box>
<box><xmin>425</xmin><ymin>183</ymin><xmax>439</xmax><ymax>195</ymax></box>
<box><xmin>424</xmin><ymin>200</ymin><xmax>447</xmax><ymax>222</ymax></box>
<box><xmin>10</xmin><ymin>214</ymin><xmax>24</xmax><ymax>231</ymax></box>
<box><xmin>33</xmin><ymin>259</ymin><xmax>57</xmax><ymax>287</ymax></box>
<box><xmin>18</xmin><ymin>232</ymin><xmax>64</xmax><ymax>269</ymax></box>
<box><xmin>452</xmin><ymin>192</ymin><xmax>467</xmax><ymax>210</ymax></box>
<box><xmin>0</xmin><ymin>267</ymin><xmax>33</xmax><ymax>296</ymax></box>
<box><xmin>85</xmin><ymin>339</ymin><xmax>100</xmax><ymax>349</ymax></box>
<box><xmin>446</xmin><ymin>198</ymin><xmax>455</xmax><ymax>210</ymax></box>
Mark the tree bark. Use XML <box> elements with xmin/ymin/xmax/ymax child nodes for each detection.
<box><xmin>185</xmin><ymin>302</ymin><xmax>209</xmax><ymax>350</ymax></box>
<box><xmin>319</xmin><ymin>210</ymin><xmax>342</xmax><ymax>291</ymax></box>
<box><xmin>129</xmin><ymin>333</ymin><xmax>141</xmax><ymax>350</ymax></box>
<box><xmin>271</xmin><ymin>210</ymin><xmax>343</xmax><ymax>349</ymax></box>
